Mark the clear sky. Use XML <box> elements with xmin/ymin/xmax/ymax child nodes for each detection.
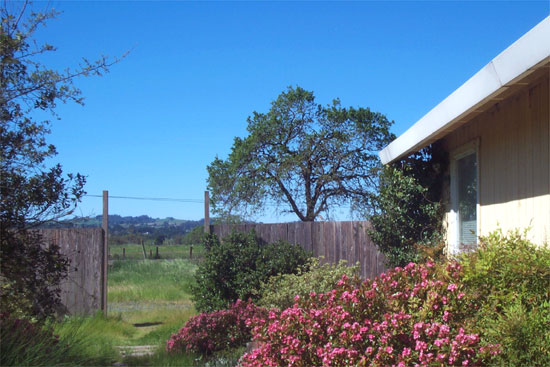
<box><xmin>35</xmin><ymin>0</ymin><xmax>548</xmax><ymax>222</ymax></box>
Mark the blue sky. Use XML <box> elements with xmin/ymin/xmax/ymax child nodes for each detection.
<box><xmin>36</xmin><ymin>0</ymin><xmax>548</xmax><ymax>222</ymax></box>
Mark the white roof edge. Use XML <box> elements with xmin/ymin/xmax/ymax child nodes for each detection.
<box><xmin>379</xmin><ymin>16</ymin><xmax>550</xmax><ymax>165</ymax></box>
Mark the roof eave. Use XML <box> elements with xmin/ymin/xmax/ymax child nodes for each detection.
<box><xmin>379</xmin><ymin>16</ymin><xmax>550</xmax><ymax>165</ymax></box>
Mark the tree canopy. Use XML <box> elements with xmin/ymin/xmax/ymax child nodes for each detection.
<box><xmin>0</xmin><ymin>1</ymin><xmax>120</xmax><ymax>317</ymax></box>
<box><xmin>207</xmin><ymin>86</ymin><xmax>394</xmax><ymax>222</ymax></box>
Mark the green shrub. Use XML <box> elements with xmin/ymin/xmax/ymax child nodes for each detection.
<box><xmin>368</xmin><ymin>144</ymin><xmax>447</xmax><ymax>267</ymax></box>
<box><xmin>257</xmin><ymin>258</ymin><xmax>359</xmax><ymax>310</ymax></box>
<box><xmin>191</xmin><ymin>230</ymin><xmax>310</xmax><ymax>312</ymax></box>
<box><xmin>459</xmin><ymin>229</ymin><xmax>550</xmax><ymax>366</ymax></box>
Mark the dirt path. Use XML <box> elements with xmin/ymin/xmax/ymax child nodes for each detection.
<box><xmin>115</xmin><ymin>345</ymin><xmax>157</xmax><ymax>357</ymax></box>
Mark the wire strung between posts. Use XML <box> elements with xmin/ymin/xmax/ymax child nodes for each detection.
<box><xmin>84</xmin><ymin>194</ymin><xmax>203</xmax><ymax>203</ymax></box>
<box><xmin>84</xmin><ymin>195</ymin><xmax>352</xmax><ymax>209</ymax></box>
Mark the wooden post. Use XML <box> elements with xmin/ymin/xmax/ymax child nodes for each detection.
<box><xmin>149</xmin><ymin>249</ymin><xmax>153</xmax><ymax>259</ymax></box>
<box><xmin>123</xmin><ymin>248</ymin><xmax>125</xmax><ymax>259</ymax></box>
<box><xmin>102</xmin><ymin>190</ymin><xmax>108</xmax><ymax>316</ymax></box>
<box><xmin>190</xmin><ymin>245</ymin><xmax>193</xmax><ymax>259</ymax></box>
<box><xmin>204</xmin><ymin>191</ymin><xmax>210</xmax><ymax>234</ymax></box>
<box><xmin>141</xmin><ymin>239</ymin><xmax>147</xmax><ymax>260</ymax></box>
<box><xmin>156</xmin><ymin>246</ymin><xmax>159</xmax><ymax>259</ymax></box>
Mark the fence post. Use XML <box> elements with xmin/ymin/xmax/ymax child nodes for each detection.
<box><xmin>123</xmin><ymin>248</ymin><xmax>125</xmax><ymax>259</ymax></box>
<box><xmin>156</xmin><ymin>246</ymin><xmax>159</xmax><ymax>259</ymax></box>
<box><xmin>141</xmin><ymin>239</ymin><xmax>147</xmax><ymax>260</ymax></box>
<box><xmin>102</xmin><ymin>190</ymin><xmax>108</xmax><ymax>316</ymax></box>
<box><xmin>190</xmin><ymin>245</ymin><xmax>193</xmax><ymax>259</ymax></box>
<box><xmin>204</xmin><ymin>191</ymin><xmax>210</xmax><ymax>234</ymax></box>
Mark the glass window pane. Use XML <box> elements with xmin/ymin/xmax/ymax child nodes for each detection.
<box><xmin>457</xmin><ymin>153</ymin><xmax>477</xmax><ymax>245</ymax></box>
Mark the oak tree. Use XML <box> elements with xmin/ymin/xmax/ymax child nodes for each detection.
<box><xmin>207</xmin><ymin>86</ymin><xmax>394</xmax><ymax>222</ymax></box>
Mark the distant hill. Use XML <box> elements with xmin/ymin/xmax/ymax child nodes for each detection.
<box><xmin>41</xmin><ymin>215</ymin><xmax>257</xmax><ymax>245</ymax></box>
<box><xmin>42</xmin><ymin>215</ymin><xmax>204</xmax><ymax>237</ymax></box>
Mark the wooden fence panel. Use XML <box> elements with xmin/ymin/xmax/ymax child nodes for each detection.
<box><xmin>303</xmin><ymin>222</ymin><xmax>312</xmax><ymax>253</ymax></box>
<box><xmin>340</xmin><ymin>221</ymin><xmax>351</xmax><ymax>265</ymax></box>
<box><xmin>37</xmin><ymin>228</ymin><xmax>104</xmax><ymax>315</ymax></box>
<box><xmin>287</xmin><ymin>222</ymin><xmax>296</xmax><ymax>245</ymax></box>
<box><xmin>210</xmin><ymin>221</ymin><xmax>387</xmax><ymax>279</ymax></box>
<box><xmin>313</xmin><ymin>222</ymin><xmax>323</xmax><ymax>261</ymax></box>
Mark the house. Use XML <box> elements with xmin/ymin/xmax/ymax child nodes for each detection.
<box><xmin>379</xmin><ymin>16</ymin><xmax>550</xmax><ymax>253</ymax></box>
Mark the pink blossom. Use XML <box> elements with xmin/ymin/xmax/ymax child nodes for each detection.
<box><xmin>447</xmin><ymin>283</ymin><xmax>458</xmax><ymax>292</ymax></box>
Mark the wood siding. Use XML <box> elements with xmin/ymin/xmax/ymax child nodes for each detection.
<box><xmin>441</xmin><ymin>74</ymin><xmax>550</xmax><ymax>246</ymax></box>
<box><xmin>37</xmin><ymin>228</ymin><xmax>105</xmax><ymax>315</ymax></box>
<box><xmin>210</xmin><ymin>221</ymin><xmax>388</xmax><ymax>280</ymax></box>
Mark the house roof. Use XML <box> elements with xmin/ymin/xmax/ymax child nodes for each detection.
<box><xmin>379</xmin><ymin>16</ymin><xmax>550</xmax><ymax>165</ymax></box>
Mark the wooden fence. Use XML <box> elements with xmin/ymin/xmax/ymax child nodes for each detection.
<box><xmin>37</xmin><ymin>228</ymin><xmax>105</xmax><ymax>315</ymax></box>
<box><xmin>210</xmin><ymin>221</ymin><xmax>387</xmax><ymax>280</ymax></box>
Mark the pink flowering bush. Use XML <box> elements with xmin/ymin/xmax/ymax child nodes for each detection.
<box><xmin>240</xmin><ymin>261</ymin><xmax>500</xmax><ymax>367</ymax></box>
<box><xmin>167</xmin><ymin>299</ymin><xmax>267</xmax><ymax>355</ymax></box>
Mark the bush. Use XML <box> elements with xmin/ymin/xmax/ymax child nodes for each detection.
<box><xmin>166</xmin><ymin>299</ymin><xmax>267</xmax><ymax>355</ymax></box>
<box><xmin>257</xmin><ymin>258</ymin><xmax>359</xmax><ymax>310</ymax></box>
<box><xmin>241</xmin><ymin>261</ymin><xmax>499</xmax><ymax>367</ymax></box>
<box><xmin>368</xmin><ymin>144</ymin><xmax>446</xmax><ymax>267</ymax></box>
<box><xmin>192</xmin><ymin>231</ymin><xmax>310</xmax><ymax>312</ymax></box>
<box><xmin>1</xmin><ymin>230</ymin><xmax>70</xmax><ymax>319</ymax></box>
<box><xmin>459</xmin><ymin>229</ymin><xmax>550</xmax><ymax>366</ymax></box>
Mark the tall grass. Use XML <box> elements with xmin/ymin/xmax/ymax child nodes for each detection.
<box><xmin>107</xmin><ymin>258</ymin><xmax>199</xmax><ymax>357</ymax></box>
<box><xmin>2</xmin><ymin>257</ymin><xmax>202</xmax><ymax>366</ymax></box>
<box><xmin>0</xmin><ymin>313</ymin><xmax>118</xmax><ymax>366</ymax></box>
<box><xmin>109</xmin><ymin>258</ymin><xmax>197</xmax><ymax>302</ymax></box>
<box><xmin>52</xmin><ymin>312</ymin><xmax>136</xmax><ymax>349</ymax></box>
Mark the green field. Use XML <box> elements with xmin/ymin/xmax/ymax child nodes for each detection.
<box><xmin>109</xmin><ymin>243</ymin><xmax>206</xmax><ymax>261</ymax></box>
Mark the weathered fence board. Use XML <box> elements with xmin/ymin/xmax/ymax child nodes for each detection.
<box><xmin>37</xmin><ymin>228</ymin><xmax>104</xmax><ymax>315</ymax></box>
<box><xmin>211</xmin><ymin>221</ymin><xmax>387</xmax><ymax>279</ymax></box>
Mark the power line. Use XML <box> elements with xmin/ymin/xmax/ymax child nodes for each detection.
<box><xmin>84</xmin><ymin>194</ymin><xmax>203</xmax><ymax>203</ymax></box>
<box><xmin>83</xmin><ymin>194</ymin><xmax>353</xmax><ymax>209</ymax></box>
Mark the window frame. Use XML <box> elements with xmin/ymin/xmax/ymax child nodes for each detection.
<box><xmin>449</xmin><ymin>139</ymin><xmax>480</xmax><ymax>254</ymax></box>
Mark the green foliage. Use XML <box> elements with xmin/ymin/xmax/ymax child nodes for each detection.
<box><xmin>181</xmin><ymin>225</ymin><xmax>206</xmax><ymax>245</ymax></box>
<box><xmin>0</xmin><ymin>312</ymin><xmax>116</xmax><ymax>366</ymax></box>
<box><xmin>191</xmin><ymin>231</ymin><xmax>311</xmax><ymax>312</ymax></box>
<box><xmin>257</xmin><ymin>257</ymin><xmax>359</xmax><ymax>310</ymax></box>
<box><xmin>369</xmin><ymin>144</ymin><xmax>447</xmax><ymax>267</ymax></box>
<box><xmin>481</xmin><ymin>299</ymin><xmax>550</xmax><ymax>367</ymax></box>
<box><xmin>0</xmin><ymin>1</ymin><xmax>119</xmax><ymax>318</ymax></box>
<box><xmin>459</xmin><ymin>229</ymin><xmax>550</xmax><ymax>366</ymax></box>
<box><xmin>207</xmin><ymin>86</ymin><xmax>394</xmax><ymax>221</ymax></box>
<box><xmin>1</xmin><ymin>231</ymin><xmax>70</xmax><ymax>318</ymax></box>
<box><xmin>255</xmin><ymin>241</ymin><xmax>313</xmax><ymax>281</ymax></box>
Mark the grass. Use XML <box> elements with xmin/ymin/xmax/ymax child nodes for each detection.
<box><xmin>1</xmin><ymin>313</ymin><xmax>118</xmax><ymax>367</ymax></box>
<box><xmin>2</xmin><ymin>256</ymin><xmax>203</xmax><ymax>366</ymax></box>
<box><xmin>3</xmin><ymin>245</ymin><xmax>231</xmax><ymax>366</ymax></box>
<box><xmin>105</xmin><ymin>256</ymin><xmax>237</xmax><ymax>365</ymax></box>
<box><xmin>122</xmin><ymin>347</ymin><xmax>245</xmax><ymax>367</ymax></box>
<box><xmin>109</xmin><ymin>258</ymin><xmax>197</xmax><ymax>302</ymax></box>
<box><xmin>107</xmin><ymin>258</ymin><xmax>198</xmax><ymax>348</ymax></box>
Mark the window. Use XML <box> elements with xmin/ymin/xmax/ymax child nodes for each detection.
<box><xmin>450</xmin><ymin>142</ymin><xmax>479</xmax><ymax>253</ymax></box>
